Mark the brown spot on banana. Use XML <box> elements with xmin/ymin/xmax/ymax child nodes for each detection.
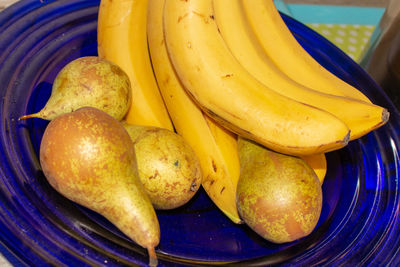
<box><xmin>220</xmin><ymin>186</ymin><xmax>225</xmax><ymax>194</ymax></box>
<box><xmin>178</xmin><ymin>13</ymin><xmax>189</xmax><ymax>23</ymax></box>
<box><xmin>192</xmin><ymin>11</ymin><xmax>213</xmax><ymax>24</ymax></box>
<box><xmin>204</xmin><ymin>176</ymin><xmax>215</xmax><ymax>186</ymax></box>
<box><xmin>163</xmin><ymin>75</ymin><xmax>170</xmax><ymax>85</ymax></box>
<box><xmin>211</xmin><ymin>159</ymin><xmax>217</xmax><ymax>172</ymax></box>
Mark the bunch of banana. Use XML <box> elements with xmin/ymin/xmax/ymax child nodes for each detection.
<box><xmin>213</xmin><ymin>0</ymin><xmax>388</xmax><ymax>141</ymax></box>
<box><xmin>164</xmin><ymin>0</ymin><xmax>371</xmax><ymax>156</ymax></box>
<box><xmin>210</xmin><ymin>0</ymin><xmax>386</xmax><ymax>187</ymax></box>
<box><xmin>240</xmin><ymin>0</ymin><xmax>372</xmax><ymax>103</ymax></box>
<box><xmin>97</xmin><ymin>0</ymin><xmax>389</xmax><ymax>226</ymax></box>
<box><xmin>97</xmin><ymin>0</ymin><xmax>173</xmax><ymax>130</ymax></box>
<box><xmin>147</xmin><ymin>0</ymin><xmax>242</xmax><ymax>224</ymax></box>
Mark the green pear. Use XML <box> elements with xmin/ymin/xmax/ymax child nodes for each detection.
<box><xmin>123</xmin><ymin>122</ymin><xmax>202</xmax><ymax>210</ymax></box>
<box><xmin>19</xmin><ymin>56</ymin><xmax>131</xmax><ymax>121</ymax></box>
<box><xmin>39</xmin><ymin>107</ymin><xmax>159</xmax><ymax>266</ymax></box>
<box><xmin>236</xmin><ymin>138</ymin><xmax>322</xmax><ymax>244</ymax></box>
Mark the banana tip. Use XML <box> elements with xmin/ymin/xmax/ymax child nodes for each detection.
<box><xmin>382</xmin><ymin>109</ymin><xmax>390</xmax><ymax>123</ymax></box>
<box><xmin>343</xmin><ymin>131</ymin><xmax>350</xmax><ymax>146</ymax></box>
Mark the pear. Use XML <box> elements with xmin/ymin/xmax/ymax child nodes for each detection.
<box><xmin>123</xmin><ymin>122</ymin><xmax>202</xmax><ymax>210</ymax></box>
<box><xmin>39</xmin><ymin>107</ymin><xmax>159</xmax><ymax>266</ymax></box>
<box><xmin>236</xmin><ymin>138</ymin><xmax>322</xmax><ymax>244</ymax></box>
<box><xmin>19</xmin><ymin>56</ymin><xmax>131</xmax><ymax>121</ymax></box>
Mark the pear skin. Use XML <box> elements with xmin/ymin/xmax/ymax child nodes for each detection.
<box><xmin>237</xmin><ymin>138</ymin><xmax>322</xmax><ymax>244</ymax></box>
<box><xmin>123</xmin><ymin>122</ymin><xmax>202</xmax><ymax>210</ymax></box>
<box><xmin>39</xmin><ymin>107</ymin><xmax>159</xmax><ymax>266</ymax></box>
<box><xmin>19</xmin><ymin>56</ymin><xmax>131</xmax><ymax>121</ymax></box>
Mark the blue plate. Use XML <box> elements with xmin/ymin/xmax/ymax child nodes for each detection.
<box><xmin>1</xmin><ymin>0</ymin><xmax>399</xmax><ymax>266</ymax></box>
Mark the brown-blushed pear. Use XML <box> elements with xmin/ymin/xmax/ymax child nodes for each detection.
<box><xmin>39</xmin><ymin>107</ymin><xmax>159</xmax><ymax>266</ymax></box>
<box><xmin>236</xmin><ymin>138</ymin><xmax>322</xmax><ymax>244</ymax></box>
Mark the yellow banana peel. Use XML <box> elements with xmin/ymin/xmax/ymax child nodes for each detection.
<box><xmin>147</xmin><ymin>0</ymin><xmax>242</xmax><ymax>224</ymax></box>
<box><xmin>98</xmin><ymin>0</ymin><xmax>173</xmax><ymax>130</ymax></box>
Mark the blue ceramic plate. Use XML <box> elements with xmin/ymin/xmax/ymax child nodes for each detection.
<box><xmin>0</xmin><ymin>0</ymin><xmax>399</xmax><ymax>266</ymax></box>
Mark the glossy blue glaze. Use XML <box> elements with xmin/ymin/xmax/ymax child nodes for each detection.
<box><xmin>0</xmin><ymin>0</ymin><xmax>399</xmax><ymax>266</ymax></box>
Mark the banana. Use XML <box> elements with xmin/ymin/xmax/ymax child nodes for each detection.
<box><xmin>240</xmin><ymin>0</ymin><xmax>371</xmax><ymax>103</ymax></box>
<box><xmin>163</xmin><ymin>0</ymin><xmax>350</xmax><ymax>156</ymax></box>
<box><xmin>97</xmin><ymin>0</ymin><xmax>173</xmax><ymax>130</ymax></box>
<box><xmin>147</xmin><ymin>0</ymin><xmax>241</xmax><ymax>223</ymax></box>
<box><xmin>301</xmin><ymin>154</ymin><xmax>327</xmax><ymax>184</ymax></box>
<box><xmin>212</xmin><ymin>0</ymin><xmax>389</xmax><ymax>140</ymax></box>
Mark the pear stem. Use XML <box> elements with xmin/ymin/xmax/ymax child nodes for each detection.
<box><xmin>147</xmin><ymin>246</ymin><xmax>158</xmax><ymax>267</ymax></box>
<box><xmin>18</xmin><ymin>113</ymin><xmax>39</xmax><ymax>121</ymax></box>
